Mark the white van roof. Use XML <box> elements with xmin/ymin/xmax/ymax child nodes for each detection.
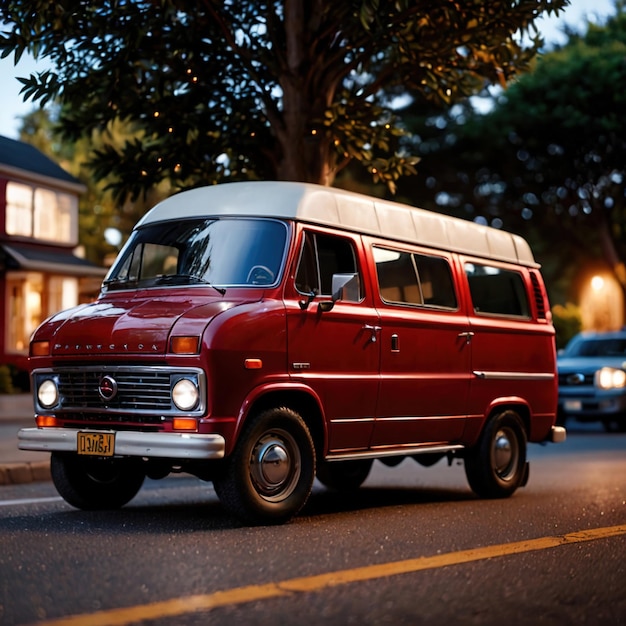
<box><xmin>138</xmin><ymin>181</ymin><xmax>538</xmax><ymax>267</ymax></box>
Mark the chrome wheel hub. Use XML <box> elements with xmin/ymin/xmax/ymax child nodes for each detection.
<box><xmin>493</xmin><ymin>427</ymin><xmax>518</xmax><ymax>481</ymax></box>
<box><xmin>250</xmin><ymin>430</ymin><xmax>301</xmax><ymax>502</ymax></box>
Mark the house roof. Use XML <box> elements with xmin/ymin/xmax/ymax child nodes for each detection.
<box><xmin>0</xmin><ymin>135</ymin><xmax>84</xmax><ymax>191</ymax></box>
<box><xmin>1</xmin><ymin>243</ymin><xmax>106</xmax><ymax>278</ymax></box>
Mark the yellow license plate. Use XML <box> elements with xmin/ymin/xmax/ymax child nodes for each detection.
<box><xmin>77</xmin><ymin>432</ymin><xmax>115</xmax><ymax>457</ymax></box>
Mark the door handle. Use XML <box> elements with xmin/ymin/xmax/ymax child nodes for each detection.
<box><xmin>458</xmin><ymin>331</ymin><xmax>475</xmax><ymax>345</ymax></box>
<box><xmin>363</xmin><ymin>324</ymin><xmax>382</xmax><ymax>342</ymax></box>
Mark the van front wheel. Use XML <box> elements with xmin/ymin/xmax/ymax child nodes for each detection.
<box><xmin>51</xmin><ymin>452</ymin><xmax>145</xmax><ymax>510</ymax></box>
<box><xmin>213</xmin><ymin>408</ymin><xmax>315</xmax><ymax>525</ymax></box>
<box><xmin>464</xmin><ymin>410</ymin><xmax>527</xmax><ymax>499</ymax></box>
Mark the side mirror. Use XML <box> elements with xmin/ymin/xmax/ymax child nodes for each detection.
<box><xmin>318</xmin><ymin>273</ymin><xmax>360</xmax><ymax>312</ymax></box>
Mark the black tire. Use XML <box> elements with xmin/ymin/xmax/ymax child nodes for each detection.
<box><xmin>51</xmin><ymin>452</ymin><xmax>145</xmax><ymax>510</ymax></box>
<box><xmin>316</xmin><ymin>459</ymin><xmax>373</xmax><ymax>491</ymax></box>
<box><xmin>213</xmin><ymin>407</ymin><xmax>315</xmax><ymax>525</ymax></box>
<box><xmin>464</xmin><ymin>410</ymin><xmax>527</xmax><ymax>499</ymax></box>
<box><xmin>602</xmin><ymin>418</ymin><xmax>626</xmax><ymax>433</ymax></box>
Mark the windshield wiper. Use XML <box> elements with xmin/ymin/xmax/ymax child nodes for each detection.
<box><xmin>154</xmin><ymin>274</ymin><xmax>226</xmax><ymax>295</ymax></box>
<box><xmin>102</xmin><ymin>276</ymin><xmax>138</xmax><ymax>289</ymax></box>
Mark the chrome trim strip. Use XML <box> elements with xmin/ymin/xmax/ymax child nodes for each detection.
<box><xmin>472</xmin><ymin>371</ymin><xmax>555</xmax><ymax>381</ymax></box>
<box><xmin>367</xmin><ymin>415</ymin><xmax>458</xmax><ymax>423</ymax></box>
<box><xmin>326</xmin><ymin>443</ymin><xmax>464</xmax><ymax>462</ymax></box>
<box><xmin>329</xmin><ymin>417</ymin><xmax>375</xmax><ymax>424</ymax></box>
<box><xmin>18</xmin><ymin>428</ymin><xmax>225</xmax><ymax>460</ymax></box>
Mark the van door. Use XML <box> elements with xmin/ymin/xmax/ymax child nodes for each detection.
<box><xmin>370</xmin><ymin>243</ymin><xmax>472</xmax><ymax>446</ymax></box>
<box><xmin>285</xmin><ymin>228</ymin><xmax>380</xmax><ymax>454</ymax></box>
<box><xmin>462</xmin><ymin>259</ymin><xmax>557</xmax><ymax>440</ymax></box>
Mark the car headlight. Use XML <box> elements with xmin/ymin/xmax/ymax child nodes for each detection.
<box><xmin>37</xmin><ymin>379</ymin><xmax>59</xmax><ymax>408</ymax></box>
<box><xmin>172</xmin><ymin>378</ymin><xmax>199</xmax><ymax>411</ymax></box>
<box><xmin>595</xmin><ymin>367</ymin><xmax>626</xmax><ymax>390</ymax></box>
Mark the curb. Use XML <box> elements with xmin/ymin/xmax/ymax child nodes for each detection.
<box><xmin>0</xmin><ymin>461</ymin><xmax>51</xmax><ymax>485</ymax></box>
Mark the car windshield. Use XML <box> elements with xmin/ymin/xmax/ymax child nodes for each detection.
<box><xmin>567</xmin><ymin>338</ymin><xmax>626</xmax><ymax>357</ymax></box>
<box><xmin>103</xmin><ymin>218</ymin><xmax>288</xmax><ymax>291</ymax></box>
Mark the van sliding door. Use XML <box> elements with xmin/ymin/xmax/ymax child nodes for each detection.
<box><xmin>371</xmin><ymin>243</ymin><xmax>471</xmax><ymax>447</ymax></box>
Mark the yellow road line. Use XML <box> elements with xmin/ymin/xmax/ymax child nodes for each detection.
<box><xmin>31</xmin><ymin>523</ymin><xmax>626</xmax><ymax>626</ymax></box>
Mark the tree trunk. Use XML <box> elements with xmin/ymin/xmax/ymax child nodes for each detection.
<box><xmin>276</xmin><ymin>0</ymin><xmax>335</xmax><ymax>186</ymax></box>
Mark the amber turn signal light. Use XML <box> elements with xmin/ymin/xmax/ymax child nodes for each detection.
<box><xmin>36</xmin><ymin>415</ymin><xmax>58</xmax><ymax>428</ymax></box>
<box><xmin>244</xmin><ymin>358</ymin><xmax>263</xmax><ymax>369</ymax></box>
<box><xmin>170</xmin><ymin>336</ymin><xmax>200</xmax><ymax>354</ymax></box>
<box><xmin>30</xmin><ymin>341</ymin><xmax>50</xmax><ymax>357</ymax></box>
<box><xmin>172</xmin><ymin>417</ymin><xmax>198</xmax><ymax>431</ymax></box>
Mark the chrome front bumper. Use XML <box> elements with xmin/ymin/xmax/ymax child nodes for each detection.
<box><xmin>18</xmin><ymin>428</ymin><xmax>225</xmax><ymax>460</ymax></box>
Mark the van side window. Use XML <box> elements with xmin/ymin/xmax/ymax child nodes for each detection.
<box><xmin>373</xmin><ymin>246</ymin><xmax>457</xmax><ymax>309</ymax></box>
<box><xmin>465</xmin><ymin>263</ymin><xmax>530</xmax><ymax>317</ymax></box>
<box><xmin>295</xmin><ymin>232</ymin><xmax>360</xmax><ymax>297</ymax></box>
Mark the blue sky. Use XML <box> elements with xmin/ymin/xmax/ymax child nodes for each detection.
<box><xmin>0</xmin><ymin>0</ymin><xmax>617</xmax><ymax>139</ymax></box>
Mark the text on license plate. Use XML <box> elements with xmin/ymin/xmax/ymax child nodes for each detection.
<box><xmin>77</xmin><ymin>432</ymin><xmax>115</xmax><ymax>456</ymax></box>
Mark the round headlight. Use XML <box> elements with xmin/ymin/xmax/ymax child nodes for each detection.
<box><xmin>172</xmin><ymin>378</ymin><xmax>199</xmax><ymax>411</ymax></box>
<box><xmin>38</xmin><ymin>379</ymin><xmax>59</xmax><ymax>408</ymax></box>
<box><xmin>596</xmin><ymin>367</ymin><xmax>626</xmax><ymax>390</ymax></box>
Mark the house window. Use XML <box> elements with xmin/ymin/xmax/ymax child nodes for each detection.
<box><xmin>5</xmin><ymin>182</ymin><xmax>32</xmax><ymax>237</ymax></box>
<box><xmin>6</xmin><ymin>274</ymin><xmax>42</xmax><ymax>353</ymax></box>
<box><xmin>5</xmin><ymin>181</ymin><xmax>77</xmax><ymax>244</ymax></box>
<box><xmin>5</xmin><ymin>273</ymin><xmax>79</xmax><ymax>354</ymax></box>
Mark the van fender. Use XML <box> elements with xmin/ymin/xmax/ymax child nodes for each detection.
<box><xmin>232</xmin><ymin>381</ymin><xmax>328</xmax><ymax>453</ymax></box>
<box><xmin>464</xmin><ymin>396</ymin><xmax>531</xmax><ymax>446</ymax></box>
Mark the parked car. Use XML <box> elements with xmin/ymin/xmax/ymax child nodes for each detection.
<box><xmin>19</xmin><ymin>181</ymin><xmax>564</xmax><ymax>525</ymax></box>
<box><xmin>557</xmin><ymin>329</ymin><xmax>626</xmax><ymax>432</ymax></box>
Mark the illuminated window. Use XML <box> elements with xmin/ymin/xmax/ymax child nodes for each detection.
<box><xmin>49</xmin><ymin>276</ymin><xmax>79</xmax><ymax>313</ymax></box>
<box><xmin>6</xmin><ymin>182</ymin><xmax>33</xmax><ymax>237</ymax></box>
<box><xmin>6</xmin><ymin>274</ymin><xmax>42</xmax><ymax>353</ymax></box>
<box><xmin>34</xmin><ymin>188</ymin><xmax>77</xmax><ymax>243</ymax></box>
<box><xmin>5</xmin><ymin>182</ymin><xmax>77</xmax><ymax>244</ymax></box>
<box><xmin>5</xmin><ymin>274</ymin><xmax>79</xmax><ymax>354</ymax></box>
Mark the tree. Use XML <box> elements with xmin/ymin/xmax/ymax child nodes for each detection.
<box><xmin>1</xmin><ymin>0</ymin><xmax>566</xmax><ymax>200</ymax></box>
<box><xmin>397</xmin><ymin>8</ymin><xmax>626</xmax><ymax>306</ymax></box>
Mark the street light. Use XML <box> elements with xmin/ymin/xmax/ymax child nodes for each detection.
<box><xmin>581</xmin><ymin>272</ymin><xmax>623</xmax><ymax>331</ymax></box>
<box><xmin>591</xmin><ymin>275</ymin><xmax>605</xmax><ymax>292</ymax></box>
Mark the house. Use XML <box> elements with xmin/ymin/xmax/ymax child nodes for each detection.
<box><xmin>0</xmin><ymin>135</ymin><xmax>106</xmax><ymax>387</ymax></box>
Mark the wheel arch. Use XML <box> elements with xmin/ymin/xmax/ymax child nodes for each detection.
<box><xmin>490</xmin><ymin>401</ymin><xmax>530</xmax><ymax>436</ymax></box>
<box><xmin>236</xmin><ymin>384</ymin><xmax>327</xmax><ymax>457</ymax></box>
<box><xmin>485</xmin><ymin>398</ymin><xmax>531</xmax><ymax>437</ymax></box>
<box><xmin>466</xmin><ymin>398</ymin><xmax>531</xmax><ymax>447</ymax></box>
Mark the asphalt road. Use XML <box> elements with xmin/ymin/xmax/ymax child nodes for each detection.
<box><xmin>0</xmin><ymin>394</ymin><xmax>50</xmax><ymax>485</ymax></box>
<box><xmin>0</xmin><ymin>426</ymin><xmax>625</xmax><ymax>626</ymax></box>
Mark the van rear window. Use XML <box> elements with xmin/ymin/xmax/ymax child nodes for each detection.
<box><xmin>373</xmin><ymin>247</ymin><xmax>457</xmax><ymax>309</ymax></box>
<box><xmin>465</xmin><ymin>263</ymin><xmax>530</xmax><ymax>318</ymax></box>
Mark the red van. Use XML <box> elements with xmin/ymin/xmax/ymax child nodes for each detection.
<box><xmin>19</xmin><ymin>181</ymin><xmax>565</xmax><ymax>524</ymax></box>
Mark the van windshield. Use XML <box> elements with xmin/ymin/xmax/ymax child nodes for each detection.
<box><xmin>103</xmin><ymin>218</ymin><xmax>288</xmax><ymax>292</ymax></box>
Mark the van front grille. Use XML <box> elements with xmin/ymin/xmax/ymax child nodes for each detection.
<box><xmin>57</xmin><ymin>370</ymin><xmax>172</xmax><ymax>411</ymax></box>
<box><xmin>32</xmin><ymin>365</ymin><xmax>205</xmax><ymax>417</ymax></box>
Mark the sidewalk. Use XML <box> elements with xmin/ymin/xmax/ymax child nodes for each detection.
<box><xmin>0</xmin><ymin>394</ymin><xmax>51</xmax><ymax>486</ymax></box>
